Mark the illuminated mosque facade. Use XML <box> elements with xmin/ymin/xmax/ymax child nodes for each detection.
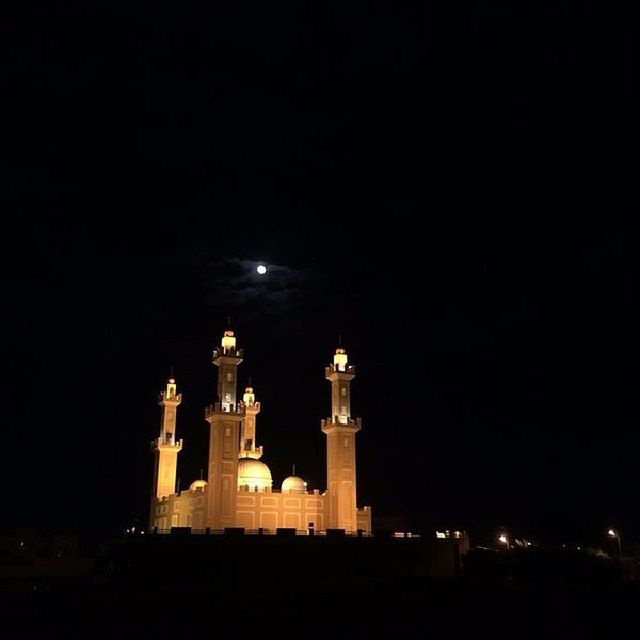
<box><xmin>149</xmin><ymin>328</ymin><xmax>372</xmax><ymax>535</ymax></box>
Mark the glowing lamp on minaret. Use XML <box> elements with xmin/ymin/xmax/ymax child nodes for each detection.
<box><xmin>243</xmin><ymin>386</ymin><xmax>255</xmax><ymax>405</ymax></box>
<box><xmin>333</xmin><ymin>347</ymin><xmax>348</xmax><ymax>371</ymax></box>
<box><xmin>221</xmin><ymin>330</ymin><xmax>236</xmax><ymax>352</ymax></box>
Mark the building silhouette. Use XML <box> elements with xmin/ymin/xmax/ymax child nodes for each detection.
<box><xmin>149</xmin><ymin>328</ymin><xmax>372</xmax><ymax>534</ymax></box>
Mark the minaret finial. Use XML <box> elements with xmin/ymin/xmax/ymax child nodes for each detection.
<box><xmin>226</xmin><ymin>315</ymin><xmax>231</xmax><ymax>328</ymax></box>
<box><xmin>248</xmin><ymin>376</ymin><xmax>252</xmax><ymax>386</ymax></box>
<box><xmin>292</xmin><ymin>463</ymin><xmax>296</xmax><ymax>476</ymax></box>
<box><xmin>338</xmin><ymin>334</ymin><xmax>342</xmax><ymax>347</ymax></box>
<box><xmin>169</xmin><ymin>365</ymin><xmax>174</xmax><ymax>379</ymax></box>
<box><xmin>199</xmin><ymin>468</ymin><xmax>204</xmax><ymax>480</ymax></box>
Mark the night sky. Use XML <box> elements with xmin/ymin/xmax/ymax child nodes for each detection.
<box><xmin>3</xmin><ymin>3</ymin><xmax>633</xmax><ymax>545</ymax></box>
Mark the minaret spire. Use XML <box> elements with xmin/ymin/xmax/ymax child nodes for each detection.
<box><xmin>150</xmin><ymin>376</ymin><xmax>183</xmax><ymax>517</ymax></box>
<box><xmin>239</xmin><ymin>382</ymin><xmax>263</xmax><ymax>459</ymax></box>
<box><xmin>214</xmin><ymin>325</ymin><xmax>243</xmax><ymax>410</ymax></box>
<box><xmin>321</xmin><ymin>343</ymin><xmax>361</xmax><ymax>532</ymax></box>
<box><xmin>204</xmin><ymin>327</ymin><xmax>244</xmax><ymax>529</ymax></box>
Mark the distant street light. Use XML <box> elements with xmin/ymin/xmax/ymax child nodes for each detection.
<box><xmin>498</xmin><ymin>533</ymin><xmax>510</xmax><ymax>550</ymax></box>
<box><xmin>607</xmin><ymin>528</ymin><xmax>622</xmax><ymax>557</ymax></box>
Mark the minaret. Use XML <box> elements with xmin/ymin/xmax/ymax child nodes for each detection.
<box><xmin>150</xmin><ymin>378</ymin><xmax>183</xmax><ymax>521</ymax></box>
<box><xmin>204</xmin><ymin>328</ymin><xmax>243</xmax><ymax>529</ymax></box>
<box><xmin>238</xmin><ymin>384</ymin><xmax>263</xmax><ymax>459</ymax></box>
<box><xmin>321</xmin><ymin>345</ymin><xmax>361</xmax><ymax>532</ymax></box>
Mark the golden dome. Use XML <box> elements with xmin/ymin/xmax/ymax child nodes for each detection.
<box><xmin>189</xmin><ymin>479</ymin><xmax>208</xmax><ymax>491</ymax></box>
<box><xmin>237</xmin><ymin>458</ymin><xmax>272</xmax><ymax>492</ymax></box>
<box><xmin>281</xmin><ymin>475</ymin><xmax>307</xmax><ymax>493</ymax></box>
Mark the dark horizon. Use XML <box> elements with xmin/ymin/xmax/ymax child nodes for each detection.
<box><xmin>3</xmin><ymin>3</ymin><xmax>634</xmax><ymax>549</ymax></box>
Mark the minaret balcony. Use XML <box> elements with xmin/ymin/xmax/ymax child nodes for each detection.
<box><xmin>240</xmin><ymin>443</ymin><xmax>263</xmax><ymax>457</ymax></box>
<box><xmin>321</xmin><ymin>417</ymin><xmax>362</xmax><ymax>433</ymax></box>
<box><xmin>213</xmin><ymin>347</ymin><xmax>244</xmax><ymax>360</ymax></box>
<box><xmin>325</xmin><ymin>365</ymin><xmax>356</xmax><ymax>380</ymax></box>
<box><xmin>151</xmin><ymin>438</ymin><xmax>183</xmax><ymax>452</ymax></box>
<box><xmin>238</xmin><ymin>401</ymin><xmax>261</xmax><ymax>413</ymax></box>
<box><xmin>205</xmin><ymin>403</ymin><xmax>242</xmax><ymax>419</ymax></box>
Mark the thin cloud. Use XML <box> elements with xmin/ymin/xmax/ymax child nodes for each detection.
<box><xmin>199</xmin><ymin>257</ymin><xmax>312</xmax><ymax>321</ymax></box>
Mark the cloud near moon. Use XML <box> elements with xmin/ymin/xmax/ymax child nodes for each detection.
<box><xmin>198</xmin><ymin>257</ymin><xmax>312</xmax><ymax>323</ymax></box>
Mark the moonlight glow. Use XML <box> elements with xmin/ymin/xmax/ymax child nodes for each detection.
<box><xmin>256</xmin><ymin>264</ymin><xmax>267</xmax><ymax>275</ymax></box>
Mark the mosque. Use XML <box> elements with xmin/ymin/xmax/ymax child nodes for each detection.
<box><xmin>149</xmin><ymin>328</ymin><xmax>372</xmax><ymax>535</ymax></box>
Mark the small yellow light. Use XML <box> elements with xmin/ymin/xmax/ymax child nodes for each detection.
<box><xmin>222</xmin><ymin>330</ymin><xmax>236</xmax><ymax>350</ymax></box>
<box><xmin>334</xmin><ymin>348</ymin><xmax>348</xmax><ymax>370</ymax></box>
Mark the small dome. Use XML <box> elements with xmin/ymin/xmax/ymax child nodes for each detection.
<box><xmin>281</xmin><ymin>475</ymin><xmax>307</xmax><ymax>493</ymax></box>
<box><xmin>189</xmin><ymin>479</ymin><xmax>208</xmax><ymax>491</ymax></box>
<box><xmin>238</xmin><ymin>458</ymin><xmax>272</xmax><ymax>492</ymax></box>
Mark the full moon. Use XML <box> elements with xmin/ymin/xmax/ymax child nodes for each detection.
<box><xmin>256</xmin><ymin>264</ymin><xmax>267</xmax><ymax>275</ymax></box>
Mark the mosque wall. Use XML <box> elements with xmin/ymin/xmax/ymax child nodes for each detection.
<box><xmin>235</xmin><ymin>489</ymin><xmax>326</xmax><ymax>533</ymax></box>
<box><xmin>356</xmin><ymin>506</ymin><xmax>372</xmax><ymax>534</ymax></box>
<box><xmin>153</xmin><ymin>490</ymin><xmax>373</xmax><ymax>534</ymax></box>
<box><xmin>152</xmin><ymin>488</ymin><xmax>329</xmax><ymax>533</ymax></box>
<box><xmin>151</xmin><ymin>488</ymin><xmax>206</xmax><ymax>530</ymax></box>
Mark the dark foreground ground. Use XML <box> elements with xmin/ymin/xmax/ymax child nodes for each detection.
<box><xmin>2</xmin><ymin>572</ymin><xmax>638</xmax><ymax>639</ymax></box>
<box><xmin>1</xmin><ymin>537</ymin><xmax>638</xmax><ymax>639</ymax></box>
